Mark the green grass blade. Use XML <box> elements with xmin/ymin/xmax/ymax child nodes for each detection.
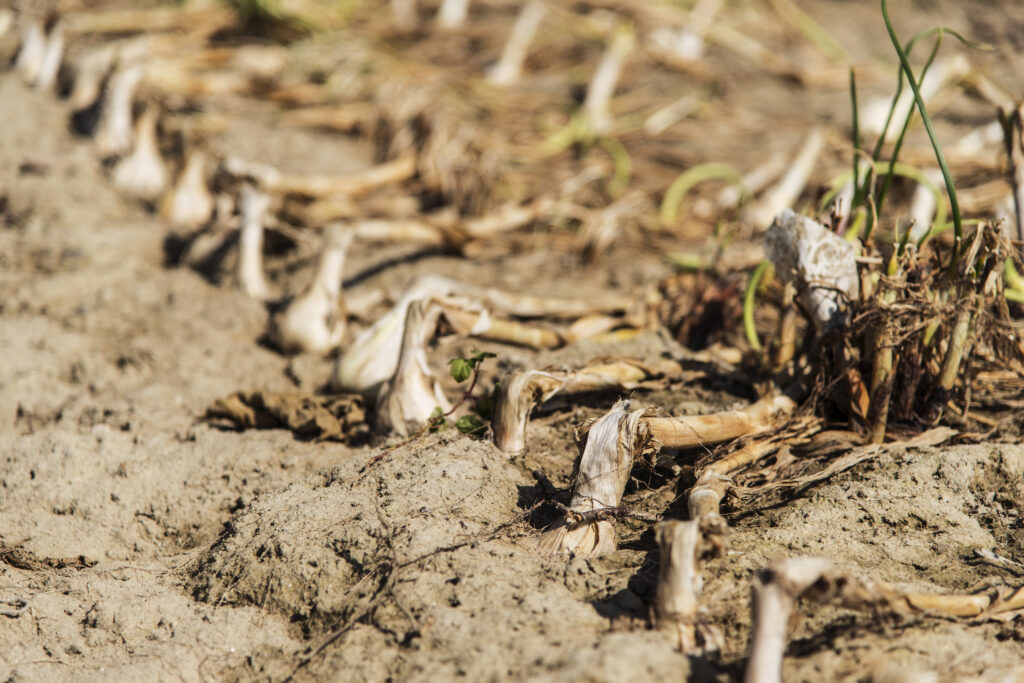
<box><xmin>881</xmin><ymin>0</ymin><xmax>962</xmax><ymax>263</ymax></box>
<box><xmin>660</xmin><ymin>162</ymin><xmax>745</xmax><ymax>226</ymax></box>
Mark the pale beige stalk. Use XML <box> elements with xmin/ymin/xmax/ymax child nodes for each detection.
<box><xmin>35</xmin><ymin>20</ymin><xmax>64</xmax><ymax>91</ymax></box>
<box><xmin>644</xmin><ymin>394</ymin><xmax>796</xmax><ymax>450</ymax></box>
<box><xmin>487</xmin><ymin>0</ymin><xmax>547</xmax><ymax>86</ymax></box>
<box><xmin>436</xmin><ymin>0</ymin><xmax>469</xmax><ymax>29</ymax></box>
<box><xmin>14</xmin><ymin>19</ymin><xmax>46</xmax><ymax>85</ymax></box>
<box><xmin>238</xmin><ymin>185</ymin><xmax>273</xmax><ymax>301</ymax></box>
<box><xmin>492</xmin><ymin>358</ymin><xmax>682</xmax><ymax>454</ymax></box>
<box><xmin>223</xmin><ymin>154</ymin><xmax>416</xmax><ymax>199</ymax></box>
<box><xmin>96</xmin><ymin>63</ymin><xmax>144</xmax><ymax>158</ymax></box>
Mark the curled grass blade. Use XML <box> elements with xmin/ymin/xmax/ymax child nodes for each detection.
<box><xmin>660</xmin><ymin>162</ymin><xmax>745</xmax><ymax>226</ymax></box>
<box><xmin>743</xmin><ymin>261</ymin><xmax>772</xmax><ymax>352</ymax></box>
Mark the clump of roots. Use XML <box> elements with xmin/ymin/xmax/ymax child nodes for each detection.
<box><xmin>779</xmin><ymin>223</ymin><xmax>1024</xmax><ymax>442</ymax></box>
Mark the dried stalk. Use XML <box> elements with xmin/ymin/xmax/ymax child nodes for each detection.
<box><xmin>868</xmin><ymin>302</ymin><xmax>895</xmax><ymax>444</ymax></box>
<box><xmin>652</xmin><ymin>518</ymin><xmax>726</xmax><ymax>654</ymax></box>
<box><xmin>492</xmin><ymin>358</ymin><xmax>682</xmax><ymax>454</ymax></box>
<box><xmin>161</xmin><ymin>150</ymin><xmax>214</xmax><ymax>229</ymax></box>
<box><xmin>644</xmin><ymin>394</ymin><xmax>796</xmax><ymax>450</ymax></box>
<box><xmin>238</xmin><ymin>185</ymin><xmax>273</xmax><ymax>301</ymax></box>
<box><xmin>438</xmin><ymin>301</ymin><xmax>562</xmax><ymax>349</ymax></box>
<box><xmin>374</xmin><ymin>300</ymin><xmax>449</xmax><ymax>436</ymax></box>
<box><xmin>583</xmin><ymin>25</ymin><xmax>635</xmax><ymax>136</ymax></box>
<box><xmin>745</xmin><ymin>556</ymin><xmax>1024</xmax><ymax>683</ymax></box>
<box><xmin>743</xmin><ymin>128</ymin><xmax>824</xmax><ymax>230</ymax></box>
<box><xmin>688</xmin><ymin>438</ymin><xmax>782</xmax><ymax>522</ymax></box>
<box><xmin>269</xmin><ymin>226</ymin><xmax>353</xmax><ymax>355</ymax></box>
<box><xmin>222</xmin><ymin>154</ymin><xmax>416</xmax><ymax>199</ymax></box>
<box><xmin>643</xmin><ymin>94</ymin><xmax>699</xmax><ymax>137</ymax></box>
<box><xmin>112</xmin><ymin>105</ymin><xmax>168</xmax><ymax>202</ymax></box>
<box><xmin>487</xmin><ymin>0</ymin><xmax>547</xmax><ymax>86</ymax></box>
<box><xmin>537</xmin><ymin>400</ymin><xmax>652</xmax><ymax>557</ymax></box>
<box><xmin>745</xmin><ymin>557</ymin><xmax>834</xmax><ymax>683</ymax></box>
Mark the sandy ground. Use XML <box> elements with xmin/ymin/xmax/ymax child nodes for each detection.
<box><xmin>3</xmin><ymin>1</ymin><xmax>1024</xmax><ymax>681</ymax></box>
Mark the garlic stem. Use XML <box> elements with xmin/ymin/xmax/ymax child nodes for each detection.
<box><xmin>861</xmin><ymin>55</ymin><xmax>970</xmax><ymax>141</ymax></box>
<box><xmin>238</xmin><ymin>185</ymin><xmax>273</xmax><ymax>301</ymax></box>
<box><xmin>95</xmin><ymin>63</ymin><xmax>144</xmax><ymax>158</ymax></box>
<box><xmin>487</xmin><ymin>0</ymin><xmax>547</xmax><ymax>86</ymax></box>
<box><xmin>644</xmin><ymin>394</ymin><xmax>795</xmax><ymax>450</ymax></box>
<box><xmin>537</xmin><ymin>400</ymin><xmax>649</xmax><ymax>557</ymax></box>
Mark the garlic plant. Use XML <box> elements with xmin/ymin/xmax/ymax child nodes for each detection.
<box><xmin>69</xmin><ymin>44</ymin><xmax>117</xmax><ymax>132</ymax></box>
<box><xmin>539</xmin><ymin>394</ymin><xmax>795</xmax><ymax>557</ymax></box>
<box><xmin>537</xmin><ymin>400</ymin><xmax>651</xmax><ymax>557</ymax></box>
<box><xmin>237</xmin><ymin>184</ymin><xmax>273</xmax><ymax>301</ymax></box>
<box><xmin>112</xmin><ymin>105</ymin><xmax>168</xmax><ymax>202</ymax></box>
<box><xmin>486</xmin><ymin>0</ymin><xmax>547</xmax><ymax>86</ymax></box>
<box><xmin>161</xmin><ymin>150</ymin><xmax>214</xmax><ymax>229</ymax></box>
<box><xmin>269</xmin><ymin>226</ymin><xmax>353</xmax><ymax>355</ymax></box>
<box><xmin>332</xmin><ymin>275</ymin><xmax>462</xmax><ymax>395</ymax></box>
<box><xmin>332</xmin><ymin>276</ymin><xmax>631</xmax><ymax>395</ymax></box>
<box><xmin>374</xmin><ymin>299</ymin><xmax>450</xmax><ymax>436</ymax></box>
<box><xmin>95</xmin><ymin>63</ymin><xmax>144</xmax><ymax>159</ymax></box>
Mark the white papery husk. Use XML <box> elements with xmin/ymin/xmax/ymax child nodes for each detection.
<box><xmin>331</xmin><ymin>275</ymin><xmax>461</xmax><ymax>395</ymax></box>
<box><xmin>537</xmin><ymin>400</ymin><xmax>652</xmax><ymax>557</ymax></box>
<box><xmin>764</xmin><ymin>209</ymin><xmax>859</xmax><ymax>332</ymax></box>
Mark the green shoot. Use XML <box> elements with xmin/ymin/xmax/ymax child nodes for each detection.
<box><xmin>660</xmin><ymin>162</ymin><xmax>745</xmax><ymax>226</ymax></box>
<box><xmin>432</xmin><ymin>350</ymin><xmax>497</xmax><ymax>436</ymax></box>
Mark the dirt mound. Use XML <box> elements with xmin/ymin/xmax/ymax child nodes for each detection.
<box><xmin>188</xmin><ymin>430</ymin><xmax>691</xmax><ymax>680</ymax></box>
